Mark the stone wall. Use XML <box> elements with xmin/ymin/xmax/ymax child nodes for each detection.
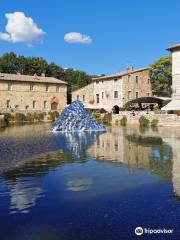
<box><xmin>72</xmin><ymin>83</ymin><xmax>94</xmax><ymax>104</ymax></box>
<box><xmin>112</xmin><ymin>112</ymin><xmax>180</xmax><ymax>126</ymax></box>
<box><xmin>72</xmin><ymin>68</ymin><xmax>152</xmax><ymax>112</ymax></box>
<box><xmin>122</xmin><ymin>69</ymin><xmax>151</xmax><ymax>105</ymax></box>
<box><xmin>0</xmin><ymin>81</ymin><xmax>67</xmax><ymax>113</ymax></box>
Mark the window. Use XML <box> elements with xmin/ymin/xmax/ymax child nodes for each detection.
<box><xmin>114</xmin><ymin>140</ymin><xmax>118</xmax><ymax>151</ymax></box>
<box><xmin>128</xmin><ymin>75</ymin><xmax>131</xmax><ymax>83</ymax></box>
<box><xmin>136</xmin><ymin>92</ymin><xmax>138</xmax><ymax>99</ymax></box>
<box><xmin>8</xmin><ymin>82</ymin><xmax>12</xmax><ymax>91</ymax></box>
<box><xmin>147</xmin><ymin>92</ymin><xmax>150</xmax><ymax>96</ymax></box>
<box><xmin>56</xmin><ymin>86</ymin><xmax>60</xmax><ymax>92</ymax></box>
<box><xmin>136</xmin><ymin>76</ymin><xmax>138</xmax><ymax>83</ymax></box>
<box><xmin>101</xmin><ymin>80</ymin><xmax>104</xmax><ymax>83</ymax></box>
<box><xmin>7</xmin><ymin>100</ymin><xmax>10</xmax><ymax>108</ymax></box>
<box><xmin>30</xmin><ymin>84</ymin><xmax>35</xmax><ymax>91</ymax></box>
<box><xmin>114</xmin><ymin>78</ymin><xmax>118</xmax><ymax>82</ymax></box>
<box><xmin>77</xmin><ymin>95</ymin><xmax>79</xmax><ymax>100</ymax></box>
<box><xmin>114</xmin><ymin>91</ymin><xmax>118</xmax><ymax>98</ymax></box>
<box><xmin>83</xmin><ymin>95</ymin><xmax>85</xmax><ymax>101</ymax></box>
<box><xmin>96</xmin><ymin>81</ymin><xmax>99</xmax><ymax>84</ymax></box>
<box><xmin>96</xmin><ymin>94</ymin><xmax>100</xmax><ymax>103</ymax></box>
<box><xmin>45</xmin><ymin>85</ymin><xmax>49</xmax><ymax>92</ymax></box>
<box><xmin>102</xmin><ymin>92</ymin><xmax>104</xmax><ymax>99</ymax></box>
<box><xmin>148</xmin><ymin>79</ymin><xmax>150</xmax><ymax>84</ymax></box>
<box><xmin>33</xmin><ymin>101</ymin><xmax>36</xmax><ymax>109</ymax></box>
<box><xmin>128</xmin><ymin>91</ymin><xmax>131</xmax><ymax>100</ymax></box>
<box><xmin>44</xmin><ymin>100</ymin><xmax>47</xmax><ymax>109</ymax></box>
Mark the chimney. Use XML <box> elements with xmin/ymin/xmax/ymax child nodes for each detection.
<box><xmin>126</xmin><ymin>65</ymin><xmax>134</xmax><ymax>72</ymax></box>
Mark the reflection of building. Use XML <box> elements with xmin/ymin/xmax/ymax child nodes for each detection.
<box><xmin>162</xmin><ymin>44</ymin><xmax>180</xmax><ymax>113</ymax></box>
<box><xmin>0</xmin><ymin>73</ymin><xmax>67</xmax><ymax>112</ymax></box>
<box><xmin>167</xmin><ymin>138</ymin><xmax>180</xmax><ymax>198</ymax></box>
<box><xmin>87</xmin><ymin>126</ymin><xmax>180</xmax><ymax>199</ymax></box>
<box><xmin>72</xmin><ymin>67</ymin><xmax>151</xmax><ymax>113</ymax></box>
<box><xmin>87</xmin><ymin>127</ymin><xmax>153</xmax><ymax>170</ymax></box>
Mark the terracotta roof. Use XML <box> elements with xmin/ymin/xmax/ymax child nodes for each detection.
<box><xmin>92</xmin><ymin>67</ymin><xmax>149</xmax><ymax>81</ymax></box>
<box><xmin>166</xmin><ymin>43</ymin><xmax>180</xmax><ymax>51</ymax></box>
<box><xmin>0</xmin><ymin>73</ymin><xmax>67</xmax><ymax>85</ymax></box>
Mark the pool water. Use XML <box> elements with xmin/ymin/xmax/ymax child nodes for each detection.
<box><xmin>0</xmin><ymin>124</ymin><xmax>179</xmax><ymax>240</ymax></box>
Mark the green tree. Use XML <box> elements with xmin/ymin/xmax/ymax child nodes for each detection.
<box><xmin>150</xmin><ymin>56</ymin><xmax>172</xmax><ymax>97</ymax></box>
<box><xmin>0</xmin><ymin>52</ymin><xmax>92</xmax><ymax>103</ymax></box>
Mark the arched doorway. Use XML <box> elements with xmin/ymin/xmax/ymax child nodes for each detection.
<box><xmin>51</xmin><ymin>102</ymin><xmax>58</xmax><ymax>110</ymax></box>
<box><xmin>112</xmin><ymin>105</ymin><xmax>120</xmax><ymax>114</ymax></box>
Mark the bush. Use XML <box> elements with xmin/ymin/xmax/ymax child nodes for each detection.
<box><xmin>151</xmin><ymin>119</ymin><xmax>158</xmax><ymax>127</ymax></box>
<box><xmin>0</xmin><ymin>119</ymin><xmax>7</xmax><ymax>128</ymax></box>
<box><xmin>14</xmin><ymin>113</ymin><xmax>27</xmax><ymax>122</ymax></box>
<box><xmin>4</xmin><ymin>113</ymin><xmax>14</xmax><ymax>123</ymax></box>
<box><xmin>124</xmin><ymin>102</ymin><xmax>134</xmax><ymax>111</ymax></box>
<box><xmin>120</xmin><ymin>116</ymin><xmax>127</xmax><ymax>126</ymax></box>
<box><xmin>92</xmin><ymin>111</ymin><xmax>102</xmax><ymax>123</ymax></box>
<box><xmin>26</xmin><ymin>113</ymin><xmax>35</xmax><ymax>122</ymax></box>
<box><xmin>48</xmin><ymin>111</ymin><xmax>59</xmax><ymax>122</ymax></box>
<box><xmin>101</xmin><ymin>113</ymin><xmax>112</xmax><ymax>125</ymax></box>
<box><xmin>139</xmin><ymin>116</ymin><xmax>150</xmax><ymax>127</ymax></box>
<box><xmin>153</xmin><ymin>105</ymin><xmax>160</xmax><ymax>114</ymax></box>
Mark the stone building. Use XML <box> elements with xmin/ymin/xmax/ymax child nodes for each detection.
<box><xmin>0</xmin><ymin>73</ymin><xmax>67</xmax><ymax>112</ymax></box>
<box><xmin>72</xmin><ymin>67</ymin><xmax>151</xmax><ymax>113</ymax></box>
<box><xmin>162</xmin><ymin>43</ymin><xmax>180</xmax><ymax>113</ymax></box>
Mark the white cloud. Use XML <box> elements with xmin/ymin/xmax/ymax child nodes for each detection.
<box><xmin>0</xmin><ymin>12</ymin><xmax>45</xmax><ymax>46</ymax></box>
<box><xmin>64</xmin><ymin>32</ymin><xmax>92</xmax><ymax>44</ymax></box>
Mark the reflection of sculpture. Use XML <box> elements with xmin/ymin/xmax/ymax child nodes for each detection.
<box><xmin>63</xmin><ymin>131</ymin><xmax>104</xmax><ymax>159</ymax></box>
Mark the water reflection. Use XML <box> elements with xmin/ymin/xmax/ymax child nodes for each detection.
<box><xmin>87</xmin><ymin>126</ymin><xmax>180</xmax><ymax>199</ymax></box>
<box><xmin>56</xmin><ymin>131</ymin><xmax>103</xmax><ymax>159</ymax></box>
<box><xmin>3</xmin><ymin>151</ymin><xmax>68</xmax><ymax>213</ymax></box>
<box><xmin>0</xmin><ymin>124</ymin><xmax>180</xmax><ymax>218</ymax></box>
<box><xmin>67</xmin><ymin>178</ymin><xmax>93</xmax><ymax>192</ymax></box>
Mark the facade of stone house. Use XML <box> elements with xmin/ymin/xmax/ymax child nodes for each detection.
<box><xmin>72</xmin><ymin>67</ymin><xmax>151</xmax><ymax>112</ymax></box>
<box><xmin>0</xmin><ymin>73</ymin><xmax>67</xmax><ymax>112</ymax></box>
<box><xmin>162</xmin><ymin>43</ymin><xmax>180</xmax><ymax>113</ymax></box>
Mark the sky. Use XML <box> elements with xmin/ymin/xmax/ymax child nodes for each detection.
<box><xmin>0</xmin><ymin>0</ymin><xmax>180</xmax><ymax>75</ymax></box>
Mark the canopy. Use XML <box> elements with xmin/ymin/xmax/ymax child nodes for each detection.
<box><xmin>128</xmin><ymin>96</ymin><xmax>164</xmax><ymax>105</ymax></box>
<box><xmin>161</xmin><ymin>100</ymin><xmax>180</xmax><ymax>111</ymax></box>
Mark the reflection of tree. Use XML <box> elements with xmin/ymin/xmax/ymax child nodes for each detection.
<box><xmin>88</xmin><ymin>129</ymin><xmax>173</xmax><ymax>182</ymax></box>
<box><xmin>126</xmin><ymin>134</ymin><xmax>163</xmax><ymax>146</ymax></box>
<box><xmin>3</xmin><ymin>151</ymin><xmax>71</xmax><ymax>180</ymax></box>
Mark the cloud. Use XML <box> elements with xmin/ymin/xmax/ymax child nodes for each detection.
<box><xmin>0</xmin><ymin>12</ymin><xmax>45</xmax><ymax>46</ymax></box>
<box><xmin>64</xmin><ymin>32</ymin><xmax>92</xmax><ymax>44</ymax></box>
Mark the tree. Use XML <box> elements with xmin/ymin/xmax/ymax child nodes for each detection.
<box><xmin>150</xmin><ymin>56</ymin><xmax>172</xmax><ymax>97</ymax></box>
<box><xmin>0</xmin><ymin>52</ymin><xmax>92</xmax><ymax>103</ymax></box>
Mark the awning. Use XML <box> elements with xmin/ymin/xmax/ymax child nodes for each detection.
<box><xmin>161</xmin><ymin>99</ymin><xmax>180</xmax><ymax>111</ymax></box>
<box><xmin>84</xmin><ymin>104</ymin><xmax>111</xmax><ymax>110</ymax></box>
<box><xmin>127</xmin><ymin>96</ymin><xmax>165</xmax><ymax>105</ymax></box>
